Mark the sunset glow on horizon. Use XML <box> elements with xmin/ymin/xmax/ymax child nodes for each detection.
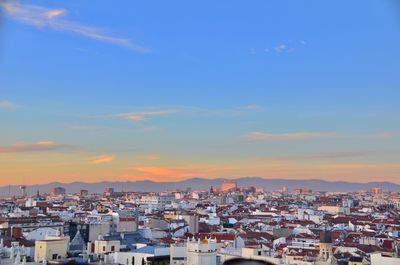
<box><xmin>1</xmin><ymin>0</ymin><xmax>400</xmax><ymax>186</ymax></box>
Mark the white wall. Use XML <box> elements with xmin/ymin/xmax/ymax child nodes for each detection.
<box><xmin>371</xmin><ymin>253</ymin><xmax>400</xmax><ymax>265</ymax></box>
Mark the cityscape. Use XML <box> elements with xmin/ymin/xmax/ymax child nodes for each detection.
<box><xmin>1</xmin><ymin>0</ymin><xmax>400</xmax><ymax>265</ymax></box>
<box><xmin>0</xmin><ymin>180</ymin><xmax>399</xmax><ymax>265</ymax></box>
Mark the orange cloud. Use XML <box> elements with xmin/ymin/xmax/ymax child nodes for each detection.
<box><xmin>123</xmin><ymin>166</ymin><xmax>199</xmax><ymax>181</ymax></box>
<box><xmin>121</xmin><ymin>162</ymin><xmax>251</xmax><ymax>182</ymax></box>
<box><xmin>0</xmin><ymin>141</ymin><xmax>71</xmax><ymax>153</ymax></box>
<box><xmin>115</xmin><ymin>110</ymin><xmax>177</xmax><ymax>123</ymax></box>
<box><xmin>90</xmin><ymin>154</ymin><xmax>115</xmax><ymax>164</ymax></box>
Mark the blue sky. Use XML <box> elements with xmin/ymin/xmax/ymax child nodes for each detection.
<box><xmin>0</xmin><ymin>0</ymin><xmax>399</xmax><ymax>185</ymax></box>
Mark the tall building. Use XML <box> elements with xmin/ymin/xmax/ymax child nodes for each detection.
<box><xmin>220</xmin><ymin>180</ymin><xmax>237</xmax><ymax>192</ymax></box>
<box><xmin>371</xmin><ymin>188</ymin><xmax>383</xmax><ymax>194</ymax></box>
<box><xmin>319</xmin><ymin>231</ymin><xmax>333</xmax><ymax>262</ymax></box>
<box><xmin>80</xmin><ymin>189</ymin><xmax>89</xmax><ymax>197</ymax></box>
<box><xmin>51</xmin><ymin>187</ymin><xmax>66</xmax><ymax>197</ymax></box>
<box><xmin>19</xmin><ymin>185</ymin><xmax>27</xmax><ymax>197</ymax></box>
<box><xmin>104</xmin><ymin>187</ymin><xmax>114</xmax><ymax>197</ymax></box>
<box><xmin>186</xmin><ymin>238</ymin><xmax>217</xmax><ymax>265</ymax></box>
<box><xmin>182</xmin><ymin>215</ymin><xmax>199</xmax><ymax>234</ymax></box>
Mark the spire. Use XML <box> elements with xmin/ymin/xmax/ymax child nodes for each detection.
<box><xmin>69</xmin><ymin>230</ymin><xmax>86</xmax><ymax>253</ymax></box>
<box><xmin>71</xmin><ymin>230</ymin><xmax>85</xmax><ymax>246</ymax></box>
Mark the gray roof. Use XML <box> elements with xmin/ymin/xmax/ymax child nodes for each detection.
<box><xmin>104</xmin><ymin>232</ymin><xmax>148</xmax><ymax>251</ymax></box>
<box><xmin>69</xmin><ymin>231</ymin><xmax>86</xmax><ymax>252</ymax></box>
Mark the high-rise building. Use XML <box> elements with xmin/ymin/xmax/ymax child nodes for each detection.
<box><xmin>51</xmin><ymin>187</ymin><xmax>66</xmax><ymax>197</ymax></box>
<box><xmin>20</xmin><ymin>185</ymin><xmax>27</xmax><ymax>197</ymax></box>
<box><xmin>80</xmin><ymin>189</ymin><xmax>89</xmax><ymax>197</ymax></box>
<box><xmin>371</xmin><ymin>188</ymin><xmax>383</xmax><ymax>194</ymax></box>
<box><xmin>220</xmin><ymin>180</ymin><xmax>237</xmax><ymax>192</ymax></box>
<box><xmin>104</xmin><ymin>187</ymin><xmax>114</xmax><ymax>197</ymax></box>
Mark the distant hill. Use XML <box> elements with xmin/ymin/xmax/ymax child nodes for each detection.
<box><xmin>0</xmin><ymin>177</ymin><xmax>398</xmax><ymax>196</ymax></box>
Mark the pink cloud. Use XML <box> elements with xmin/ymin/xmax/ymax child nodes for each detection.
<box><xmin>90</xmin><ymin>154</ymin><xmax>115</xmax><ymax>164</ymax></box>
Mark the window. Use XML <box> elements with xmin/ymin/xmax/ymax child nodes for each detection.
<box><xmin>103</xmin><ymin>246</ymin><xmax>106</xmax><ymax>251</ymax></box>
<box><xmin>111</xmin><ymin>246</ymin><xmax>115</xmax><ymax>251</ymax></box>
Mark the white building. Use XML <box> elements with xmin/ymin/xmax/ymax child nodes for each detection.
<box><xmin>170</xmin><ymin>244</ymin><xmax>186</xmax><ymax>265</ymax></box>
<box><xmin>140</xmin><ymin>195</ymin><xmax>175</xmax><ymax>206</ymax></box>
<box><xmin>186</xmin><ymin>238</ymin><xmax>217</xmax><ymax>265</ymax></box>
<box><xmin>370</xmin><ymin>253</ymin><xmax>400</xmax><ymax>265</ymax></box>
<box><xmin>113</xmin><ymin>245</ymin><xmax>170</xmax><ymax>265</ymax></box>
<box><xmin>87</xmin><ymin>239</ymin><xmax>120</xmax><ymax>258</ymax></box>
<box><xmin>34</xmin><ymin>237</ymin><xmax>69</xmax><ymax>262</ymax></box>
<box><xmin>26</xmin><ymin>227</ymin><xmax>60</xmax><ymax>241</ymax></box>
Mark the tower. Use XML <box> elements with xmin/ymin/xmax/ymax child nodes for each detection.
<box><xmin>19</xmin><ymin>186</ymin><xmax>27</xmax><ymax>197</ymax></box>
<box><xmin>319</xmin><ymin>231</ymin><xmax>333</xmax><ymax>262</ymax></box>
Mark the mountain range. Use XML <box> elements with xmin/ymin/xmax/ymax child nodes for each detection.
<box><xmin>0</xmin><ymin>177</ymin><xmax>398</xmax><ymax>196</ymax></box>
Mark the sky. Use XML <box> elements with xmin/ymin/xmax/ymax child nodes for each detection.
<box><xmin>0</xmin><ymin>0</ymin><xmax>400</xmax><ymax>186</ymax></box>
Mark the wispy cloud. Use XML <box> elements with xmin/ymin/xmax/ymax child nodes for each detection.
<box><xmin>255</xmin><ymin>40</ymin><xmax>307</xmax><ymax>54</ymax></box>
<box><xmin>245</xmin><ymin>131</ymin><xmax>398</xmax><ymax>142</ymax></box>
<box><xmin>123</xmin><ymin>166</ymin><xmax>201</xmax><ymax>181</ymax></box>
<box><xmin>115</xmin><ymin>110</ymin><xmax>178</xmax><ymax>123</ymax></box>
<box><xmin>324</xmin><ymin>164</ymin><xmax>374</xmax><ymax>170</ymax></box>
<box><xmin>305</xmin><ymin>151</ymin><xmax>376</xmax><ymax>159</ymax></box>
<box><xmin>0</xmin><ymin>1</ymin><xmax>150</xmax><ymax>53</ymax></box>
<box><xmin>365</xmin><ymin>132</ymin><xmax>397</xmax><ymax>139</ymax></box>
<box><xmin>90</xmin><ymin>154</ymin><xmax>115</xmax><ymax>164</ymax></box>
<box><xmin>144</xmin><ymin>154</ymin><xmax>161</xmax><ymax>160</ymax></box>
<box><xmin>0</xmin><ymin>100</ymin><xmax>16</xmax><ymax>109</ymax></box>
<box><xmin>274</xmin><ymin>44</ymin><xmax>291</xmax><ymax>53</ymax></box>
<box><xmin>246</xmin><ymin>131</ymin><xmax>339</xmax><ymax>142</ymax></box>
<box><xmin>239</xmin><ymin>105</ymin><xmax>264</xmax><ymax>111</ymax></box>
<box><xmin>0</xmin><ymin>141</ymin><xmax>71</xmax><ymax>153</ymax></box>
<box><xmin>256</xmin><ymin>150</ymin><xmax>381</xmax><ymax>162</ymax></box>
